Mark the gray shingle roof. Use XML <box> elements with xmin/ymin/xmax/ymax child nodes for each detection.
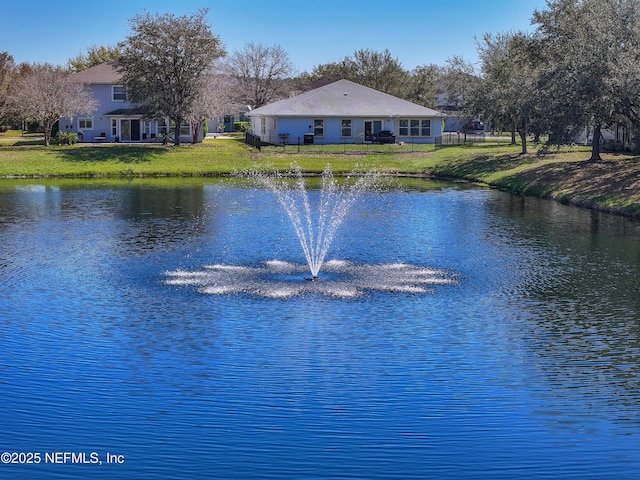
<box><xmin>248</xmin><ymin>79</ymin><xmax>442</xmax><ymax>117</ymax></box>
<box><xmin>69</xmin><ymin>62</ymin><xmax>122</xmax><ymax>84</ymax></box>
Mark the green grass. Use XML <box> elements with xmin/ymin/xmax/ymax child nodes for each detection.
<box><xmin>0</xmin><ymin>136</ymin><xmax>442</xmax><ymax>177</ymax></box>
<box><xmin>0</xmin><ymin>138</ymin><xmax>252</xmax><ymax>177</ymax></box>
<box><xmin>1</xmin><ymin>132</ymin><xmax>639</xmax><ymax>217</ymax></box>
<box><xmin>0</xmin><ymin>130</ymin><xmax>44</xmax><ymax>146</ymax></box>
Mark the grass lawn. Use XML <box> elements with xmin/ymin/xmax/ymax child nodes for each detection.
<box><xmin>1</xmin><ymin>130</ymin><xmax>639</xmax><ymax>217</ymax></box>
<box><xmin>0</xmin><ymin>134</ymin><xmax>445</xmax><ymax>177</ymax></box>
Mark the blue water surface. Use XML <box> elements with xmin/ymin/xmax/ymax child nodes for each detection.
<box><xmin>0</xmin><ymin>178</ymin><xmax>639</xmax><ymax>479</ymax></box>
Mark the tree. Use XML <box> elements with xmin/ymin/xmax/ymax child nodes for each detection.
<box><xmin>223</xmin><ymin>42</ymin><xmax>294</xmax><ymax>109</ymax></box>
<box><xmin>533</xmin><ymin>0</ymin><xmax>640</xmax><ymax>160</ymax></box>
<box><xmin>405</xmin><ymin>63</ymin><xmax>441</xmax><ymax>109</ymax></box>
<box><xmin>439</xmin><ymin>55</ymin><xmax>479</xmax><ymax>132</ymax></box>
<box><xmin>186</xmin><ymin>72</ymin><xmax>238</xmax><ymax>143</ymax></box>
<box><xmin>299</xmin><ymin>61</ymin><xmax>346</xmax><ymax>85</ymax></box>
<box><xmin>303</xmin><ymin>49</ymin><xmax>409</xmax><ymax>98</ymax></box>
<box><xmin>608</xmin><ymin>0</ymin><xmax>640</xmax><ymax>150</ymax></box>
<box><xmin>342</xmin><ymin>49</ymin><xmax>408</xmax><ymax>98</ymax></box>
<box><xmin>67</xmin><ymin>44</ymin><xmax>120</xmax><ymax>73</ymax></box>
<box><xmin>9</xmin><ymin>63</ymin><xmax>97</xmax><ymax>146</ymax></box>
<box><xmin>474</xmin><ymin>32</ymin><xmax>541</xmax><ymax>154</ymax></box>
<box><xmin>0</xmin><ymin>52</ymin><xmax>16</xmax><ymax>126</ymax></box>
<box><xmin>114</xmin><ymin>9</ymin><xmax>225</xmax><ymax>145</ymax></box>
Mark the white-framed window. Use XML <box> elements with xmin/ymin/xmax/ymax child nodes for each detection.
<box><xmin>112</xmin><ymin>85</ymin><xmax>127</xmax><ymax>102</ymax></box>
<box><xmin>261</xmin><ymin>118</ymin><xmax>266</xmax><ymax>135</ymax></box>
<box><xmin>399</xmin><ymin>119</ymin><xmax>432</xmax><ymax>137</ymax></box>
<box><xmin>422</xmin><ymin>120</ymin><xmax>432</xmax><ymax>136</ymax></box>
<box><xmin>111</xmin><ymin>119</ymin><xmax>117</xmax><ymax>136</ymax></box>
<box><xmin>341</xmin><ymin>119</ymin><xmax>352</xmax><ymax>137</ymax></box>
<box><xmin>313</xmin><ymin>119</ymin><xmax>324</xmax><ymax>137</ymax></box>
<box><xmin>158</xmin><ymin>119</ymin><xmax>169</xmax><ymax>137</ymax></box>
<box><xmin>78</xmin><ymin>117</ymin><xmax>93</xmax><ymax>130</ymax></box>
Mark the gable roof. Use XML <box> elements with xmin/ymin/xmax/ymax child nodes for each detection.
<box><xmin>248</xmin><ymin>79</ymin><xmax>442</xmax><ymax>118</ymax></box>
<box><xmin>70</xmin><ymin>62</ymin><xmax>122</xmax><ymax>84</ymax></box>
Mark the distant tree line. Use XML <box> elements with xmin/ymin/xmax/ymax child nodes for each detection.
<box><xmin>1</xmin><ymin>0</ymin><xmax>640</xmax><ymax>154</ymax></box>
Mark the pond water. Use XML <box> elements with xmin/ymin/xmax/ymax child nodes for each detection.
<box><xmin>1</xmin><ymin>177</ymin><xmax>639</xmax><ymax>479</ymax></box>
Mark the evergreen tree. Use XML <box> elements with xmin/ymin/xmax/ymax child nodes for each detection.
<box><xmin>533</xmin><ymin>0</ymin><xmax>640</xmax><ymax>160</ymax></box>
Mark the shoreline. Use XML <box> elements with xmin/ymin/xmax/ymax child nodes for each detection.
<box><xmin>1</xmin><ymin>139</ymin><xmax>639</xmax><ymax>219</ymax></box>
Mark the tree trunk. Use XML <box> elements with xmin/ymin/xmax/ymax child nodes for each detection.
<box><xmin>191</xmin><ymin>119</ymin><xmax>201</xmax><ymax>144</ymax></box>
<box><xmin>519</xmin><ymin>131</ymin><xmax>528</xmax><ymax>154</ymax></box>
<box><xmin>43</xmin><ymin>117</ymin><xmax>55</xmax><ymax>147</ymax></box>
<box><xmin>173</xmin><ymin>119</ymin><xmax>181</xmax><ymax>146</ymax></box>
<box><xmin>511</xmin><ymin>124</ymin><xmax>517</xmax><ymax>145</ymax></box>
<box><xmin>590</xmin><ymin>123</ymin><xmax>602</xmax><ymax>161</ymax></box>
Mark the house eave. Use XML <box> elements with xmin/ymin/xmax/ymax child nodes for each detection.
<box><xmin>103</xmin><ymin>108</ymin><xmax>148</xmax><ymax>117</ymax></box>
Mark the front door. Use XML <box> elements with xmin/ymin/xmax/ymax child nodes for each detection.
<box><xmin>130</xmin><ymin>119</ymin><xmax>141</xmax><ymax>141</ymax></box>
<box><xmin>364</xmin><ymin>120</ymin><xmax>383</xmax><ymax>141</ymax></box>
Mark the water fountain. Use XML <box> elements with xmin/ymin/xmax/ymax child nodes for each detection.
<box><xmin>164</xmin><ymin>164</ymin><xmax>456</xmax><ymax>297</ymax></box>
<box><xmin>165</xmin><ymin>164</ymin><xmax>455</xmax><ymax>298</ymax></box>
<box><xmin>251</xmin><ymin>163</ymin><xmax>377</xmax><ymax>280</ymax></box>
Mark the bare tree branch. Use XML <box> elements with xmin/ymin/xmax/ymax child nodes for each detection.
<box><xmin>223</xmin><ymin>42</ymin><xmax>294</xmax><ymax>108</ymax></box>
<box><xmin>9</xmin><ymin>63</ymin><xmax>97</xmax><ymax>146</ymax></box>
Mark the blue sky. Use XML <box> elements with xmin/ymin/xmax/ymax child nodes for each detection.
<box><xmin>2</xmin><ymin>0</ymin><xmax>548</xmax><ymax>73</ymax></box>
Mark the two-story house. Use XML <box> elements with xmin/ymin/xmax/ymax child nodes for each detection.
<box><xmin>60</xmin><ymin>62</ymin><xmax>197</xmax><ymax>143</ymax></box>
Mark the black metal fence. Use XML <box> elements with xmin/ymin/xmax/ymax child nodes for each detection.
<box><xmin>245</xmin><ymin>132</ymin><xmax>262</xmax><ymax>150</ymax></box>
<box><xmin>245</xmin><ymin>131</ymin><xmax>509</xmax><ymax>154</ymax></box>
<box><xmin>435</xmin><ymin>132</ymin><xmax>488</xmax><ymax>149</ymax></box>
<box><xmin>251</xmin><ymin>135</ymin><xmax>438</xmax><ymax>154</ymax></box>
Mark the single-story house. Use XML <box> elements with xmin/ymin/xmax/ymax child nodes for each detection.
<box><xmin>247</xmin><ymin>79</ymin><xmax>443</xmax><ymax>145</ymax></box>
<box><xmin>59</xmin><ymin>63</ymin><xmax>199</xmax><ymax>143</ymax></box>
<box><xmin>210</xmin><ymin>111</ymin><xmax>251</xmax><ymax>133</ymax></box>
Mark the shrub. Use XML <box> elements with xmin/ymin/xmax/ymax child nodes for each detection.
<box><xmin>55</xmin><ymin>131</ymin><xmax>79</xmax><ymax>145</ymax></box>
<box><xmin>233</xmin><ymin>121</ymin><xmax>250</xmax><ymax>132</ymax></box>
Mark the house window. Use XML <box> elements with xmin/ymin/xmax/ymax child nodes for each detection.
<box><xmin>411</xmin><ymin>120</ymin><xmax>421</xmax><ymax>136</ymax></box>
<box><xmin>261</xmin><ymin>118</ymin><xmax>266</xmax><ymax>135</ymax></box>
<box><xmin>313</xmin><ymin>119</ymin><xmax>324</xmax><ymax>137</ymax></box>
<box><xmin>421</xmin><ymin>119</ymin><xmax>431</xmax><ymax>136</ymax></box>
<box><xmin>78</xmin><ymin>117</ymin><xmax>93</xmax><ymax>130</ymax></box>
<box><xmin>399</xmin><ymin>120</ymin><xmax>409</xmax><ymax>136</ymax></box>
<box><xmin>341</xmin><ymin>119</ymin><xmax>352</xmax><ymax>137</ymax></box>
<box><xmin>399</xmin><ymin>119</ymin><xmax>432</xmax><ymax>137</ymax></box>
<box><xmin>158</xmin><ymin>119</ymin><xmax>168</xmax><ymax>137</ymax></box>
<box><xmin>112</xmin><ymin>86</ymin><xmax>127</xmax><ymax>102</ymax></box>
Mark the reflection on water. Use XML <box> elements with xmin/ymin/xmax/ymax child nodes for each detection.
<box><xmin>0</xmin><ymin>178</ymin><xmax>639</xmax><ymax>479</ymax></box>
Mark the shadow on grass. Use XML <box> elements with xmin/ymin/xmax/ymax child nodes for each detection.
<box><xmin>440</xmin><ymin>153</ymin><xmax>539</xmax><ymax>179</ymax></box>
<box><xmin>0</xmin><ymin>139</ymin><xmax>45</xmax><ymax>146</ymax></box>
<box><xmin>13</xmin><ymin>140</ymin><xmax>45</xmax><ymax>146</ymax></box>
<box><xmin>57</xmin><ymin>145</ymin><xmax>170</xmax><ymax>163</ymax></box>
<box><xmin>497</xmin><ymin>156</ymin><xmax>640</xmax><ymax>212</ymax></box>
